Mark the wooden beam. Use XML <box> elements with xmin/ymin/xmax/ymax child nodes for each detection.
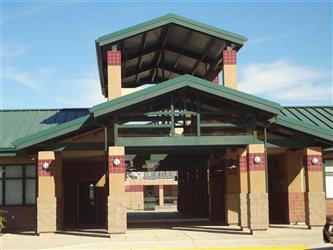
<box><xmin>136</xmin><ymin>32</ymin><xmax>147</xmax><ymax>83</ymax></box>
<box><xmin>191</xmin><ymin>39</ymin><xmax>215</xmax><ymax>76</ymax></box>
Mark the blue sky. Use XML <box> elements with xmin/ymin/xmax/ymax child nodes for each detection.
<box><xmin>2</xmin><ymin>1</ymin><xmax>332</xmax><ymax>109</ymax></box>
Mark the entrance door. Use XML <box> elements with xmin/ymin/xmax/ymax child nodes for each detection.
<box><xmin>78</xmin><ymin>180</ymin><xmax>97</xmax><ymax>225</ymax></box>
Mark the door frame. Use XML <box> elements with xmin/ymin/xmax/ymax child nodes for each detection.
<box><xmin>77</xmin><ymin>179</ymin><xmax>98</xmax><ymax>226</ymax></box>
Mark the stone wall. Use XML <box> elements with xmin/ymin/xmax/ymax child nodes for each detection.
<box><xmin>305</xmin><ymin>192</ymin><xmax>326</xmax><ymax>227</ymax></box>
<box><xmin>37</xmin><ymin>197</ymin><xmax>56</xmax><ymax>233</ymax></box>
<box><xmin>247</xmin><ymin>193</ymin><xmax>269</xmax><ymax>230</ymax></box>
<box><xmin>0</xmin><ymin>205</ymin><xmax>36</xmax><ymax>232</ymax></box>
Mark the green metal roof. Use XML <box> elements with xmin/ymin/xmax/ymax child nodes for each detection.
<box><xmin>280</xmin><ymin>106</ymin><xmax>333</xmax><ymax>130</ymax></box>
<box><xmin>1</xmin><ymin>76</ymin><xmax>332</xmax><ymax>152</ymax></box>
<box><xmin>96</xmin><ymin>13</ymin><xmax>247</xmax><ymax>46</ymax></box>
<box><xmin>0</xmin><ymin>109</ymin><xmax>89</xmax><ymax>149</ymax></box>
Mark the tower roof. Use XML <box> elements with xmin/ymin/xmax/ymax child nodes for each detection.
<box><xmin>95</xmin><ymin>14</ymin><xmax>247</xmax><ymax>97</ymax></box>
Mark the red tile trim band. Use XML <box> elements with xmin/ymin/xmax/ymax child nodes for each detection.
<box><xmin>108</xmin><ymin>155</ymin><xmax>125</xmax><ymax>173</ymax></box>
<box><xmin>239</xmin><ymin>155</ymin><xmax>247</xmax><ymax>173</ymax></box>
<box><xmin>248</xmin><ymin>153</ymin><xmax>266</xmax><ymax>171</ymax></box>
<box><xmin>306</xmin><ymin>154</ymin><xmax>322</xmax><ymax>171</ymax></box>
<box><xmin>38</xmin><ymin>159</ymin><xmax>55</xmax><ymax>176</ymax></box>
<box><xmin>125</xmin><ymin>185</ymin><xmax>143</xmax><ymax>192</ymax></box>
<box><xmin>107</xmin><ymin>51</ymin><xmax>121</xmax><ymax>66</ymax></box>
<box><xmin>223</xmin><ymin>50</ymin><xmax>237</xmax><ymax>65</ymax></box>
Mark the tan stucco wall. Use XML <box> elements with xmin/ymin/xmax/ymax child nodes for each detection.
<box><xmin>223</xmin><ymin>64</ymin><xmax>237</xmax><ymax>89</ymax></box>
<box><xmin>108</xmin><ymin>65</ymin><xmax>121</xmax><ymax>100</ymax></box>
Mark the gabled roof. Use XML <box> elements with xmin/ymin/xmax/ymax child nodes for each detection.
<box><xmin>1</xmin><ymin>75</ymin><xmax>332</xmax><ymax>153</ymax></box>
<box><xmin>0</xmin><ymin>109</ymin><xmax>89</xmax><ymax>150</ymax></box>
<box><xmin>95</xmin><ymin>13</ymin><xmax>247</xmax><ymax>96</ymax></box>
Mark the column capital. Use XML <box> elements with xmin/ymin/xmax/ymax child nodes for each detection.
<box><xmin>38</xmin><ymin>151</ymin><xmax>55</xmax><ymax>176</ymax></box>
<box><xmin>107</xmin><ymin>50</ymin><xmax>121</xmax><ymax>66</ymax></box>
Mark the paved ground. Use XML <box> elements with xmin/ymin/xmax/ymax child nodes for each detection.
<box><xmin>1</xmin><ymin>224</ymin><xmax>332</xmax><ymax>250</ymax></box>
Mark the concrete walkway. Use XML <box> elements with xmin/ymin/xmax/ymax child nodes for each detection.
<box><xmin>1</xmin><ymin>225</ymin><xmax>331</xmax><ymax>250</ymax></box>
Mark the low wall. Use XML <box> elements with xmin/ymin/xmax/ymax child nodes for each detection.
<box><xmin>0</xmin><ymin>205</ymin><xmax>36</xmax><ymax>231</ymax></box>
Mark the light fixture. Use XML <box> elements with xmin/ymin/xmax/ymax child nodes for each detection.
<box><xmin>311</xmin><ymin>157</ymin><xmax>319</xmax><ymax>165</ymax></box>
<box><xmin>254</xmin><ymin>156</ymin><xmax>261</xmax><ymax>164</ymax></box>
<box><xmin>113</xmin><ymin>158</ymin><xmax>121</xmax><ymax>166</ymax></box>
<box><xmin>42</xmin><ymin>162</ymin><xmax>50</xmax><ymax>170</ymax></box>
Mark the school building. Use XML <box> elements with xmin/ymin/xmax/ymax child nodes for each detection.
<box><xmin>1</xmin><ymin>14</ymin><xmax>332</xmax><ymax>235</ymax></box>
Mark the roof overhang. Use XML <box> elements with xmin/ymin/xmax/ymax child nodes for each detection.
<box><xmin>95</xmin><ymin>14</ymin><xmax>247</xmax><ymax>97</ymax></box>
<box><xmin>8</xmin><ymin>75</ymin><xmax>333</xmax><ymax>152</ymax></box>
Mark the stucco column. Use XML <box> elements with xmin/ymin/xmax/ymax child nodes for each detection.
<box><xmin>285</xmin><ymin>150</ymin><xmax>306</xmax><ymax>224</ymax></box>
<box><xmin>108</xmin><ymin>146</ymin><xmax>126</xmax><ymax>234</ymax></box>
<box><xmin>247</xmin><ymin>144</ymin><xmax>269</xmax><ymax>231</ymax></box>
<box><xmin>222</xmin><ymin>49</ymin><xmax>237</xmax><ymax>89</ymax></box>
<box><xmin>224</xmin><ymin>149</ymin><xmax>241</xmax><ymax>225</ymax></box>
<box><xmin>304</xmin><ymin>147</ymin><xmax>326</xmax><ymax>228</ymax></box>
<box><xmin>107</xmin><ymin>50</ymin><xmax>122</xmax><ymax>100</ymax></box>
<box><xmin>159</xmin><ymin>185</ymin><xmax>164</xmax><ymax>207</ymax></box>
<box><xmin>238</xmin><ymin>148</ymin><xmax>249</xmax><ymax>229</ymax></box>
<box><xmin>37</xmin><ymin>151</ymin><xmax>57</xmax><ymax>233</ymax></box>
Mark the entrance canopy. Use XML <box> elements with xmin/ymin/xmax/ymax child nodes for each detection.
<box><xmin>3</xmin><ymin>75</ymin><xmax>332</xmax><ymax>155</ymax></box>
<box><xmin>95</xmin><ymin>14</ymin><xmax>247</xmax><ymax>96</ymax></box>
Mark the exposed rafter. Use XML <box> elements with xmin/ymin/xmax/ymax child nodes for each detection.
<box><xmin>191</xmin><ymin>39</ymin><xmax>215</xmax><ymax>76</ymax></box>
<box><xmin>151</xmin><ymin>26</ymin><xmax>170</xmax><ymax>82</ymax></box>
<box><xmin>136</xmin><ymin>32</ymin><xmax>147</xmax><ymax>83</ymax></box>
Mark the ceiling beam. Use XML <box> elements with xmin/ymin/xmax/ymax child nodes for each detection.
<box><xmin>151</xmin><ymin>26</ymin><xmax>170</xmax><ymax>82</ymax></box>
<box><xmin>170</xmin><ymin>30</ymin><xmax>192</xmax><ymax>79</ymax></box>
<box><xmin>136</xmin><ymin>32</ymin><xmax>147</xmax><ymax>83</ymax></box>
<box><xmin>191</xmin><ymin>39</ymin><xmax>215</xmax><ymax>76</ymax></box>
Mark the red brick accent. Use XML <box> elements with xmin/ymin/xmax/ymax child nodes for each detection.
<box><xmin>248</xmin><ymin>153</ymin><xmax>266</xmax><ymax>171</ymax></box>
<box><xmin>288</xmin><ymin>192</ymin><xmax>306</xmax><ymax>223</ymax></box>
<box><xmin>326</xmin><ymin>200</ymin><xmax>333</xmax><ymax>221</ymax></box>
<box><xmin>239</xmin><ymin>155</ymin><xmax>247</xmax><ymax>173</ymax></box>
<box><xmin>107</xmin><ymin>51</ymin><xmax>121</xmax><ymax>66</ymax></box>
<box><xmin>223</xmin><ymin>50</ymin><xmax>237</xmax><ymax>65</ymax></box>
<box><xmin>213</xmin><ymin>75</ymin><xmax>219</xmax><ymax>84</ymax></box>
<box><xmin>306</xmin><ymin>154</ymin><xmax>323</xmax><ymax>171</ymax></box>
<box><xmin>0</xmin><ymin>205</ymin><xmax>36</xmax><ymax>231</ymax></box>
<box><xmin>38</xmin><ymin>159</ymin><xmax>55</xmax><ymax>176</ymax></box>
<box><xmin>108</xmin><ymin>155</ymin><xmax>125</xmax><ymax>173</ymax></box>
<box><xmin>125</xmin><ymin>185</ymin><xmax>143</xmax><ymax>192</ymax></box>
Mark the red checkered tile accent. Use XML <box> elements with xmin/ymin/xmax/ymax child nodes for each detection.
<box><xmin>239</xmin><ymin>155</ymin><xmax>247</xmax><ymax>173</ymax></box>
<box><xmin>306</xmin><ymin>154</ymin><xmax>322</xmax><ymax>171</ymax></box>
<box><xmin>222</xmin><ymin>50</ymin><xmax>237</xmax><ymax>65</ymax></box>
<box><xmin>107</xmin><ymin>51</ymin><xmax>121</xmax><ymax>66</ymax></box>
<box><xmin>248</xmin><ymin>153</ymin><xmax>266</xmax><ymax>171</ymax></box>
<box><xmin>213</xmin><ymin>75</ymin><xmax>219</xmax><ymax>84</ymax></box>
<box><xmin>125</xmin><ymin>185</ymin><xmax>143</xmax><ymax>192</ymax></box>
<box><xmin>108</xmin><ymin>155</ymin><xmax>125</xmax><ymax>173</ymax></box>
<box><xmin>38</xmin><ymin>159</ymin><xmax>55</xmax><ymax>176</ymax></box>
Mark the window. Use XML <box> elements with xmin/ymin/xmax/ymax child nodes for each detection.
<box><xmin>324</xmin><ymin>159</ymin><xmax>333</xmax><ymax>199</ymax></box>
<box><xmin>0</xmin><ymin>165</ymin><xmax>36</xmax><ymax>205</ymax></box>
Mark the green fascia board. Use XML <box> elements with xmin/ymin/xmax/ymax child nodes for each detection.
<box><xmin>274</xmin><ymin>114</ymin><xmax>333</xmax><ymax>142</ymax></box>
<box><xmin>0</xmin><ymin>147</ymin><xmax>17</xmax><ymax>156</ymax></box>
<box><xmin>96</xmin><ymin>13</ymin><xmax>247</xmax><ymax>47</ymax></box>
<box><xmin>13</xmin><ymin>115</ymin><xmax>91</xmax><ymax>150</ymax></box>
<box><xmin>91</xmin><ymin>75</ymin><xmax>282</xmax><ymax>117</ymax></box>
<box><xmin>115</xmin><ymin>135</ymin><xmax>255</xmax><ymax>147</ymax></box>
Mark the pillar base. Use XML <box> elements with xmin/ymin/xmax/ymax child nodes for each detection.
<box><xmin>225</xmin><ymin>193</ymin><xmax>240</xmax><ymax>225</ymax></box>
<box><xmin>247</xmin><ymin>193</ymin><xmax>269</xmax><ymax>231</ymax></box>
<box><xmin>239</xmin><ymin>193</ymin><xmax>248</xmax><ymax>228</ymax></box>
<box><xmin>108</xmin><ymin>195</ymin><xmax>127</xmax><ymax>234</ymax></box>
<box><xmin>37</xmin><ymin>197</ymin><xmax>57</xmax><ymax>233</ymax></box>
<box><xmin>305</xmin><ymin>192</ymin><xmax>326</xmax><ymax>227</ymax></box>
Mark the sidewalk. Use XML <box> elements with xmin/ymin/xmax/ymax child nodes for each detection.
<box><xmin>1</xmin><ymin>225</ymin><xmax>331</xmax><ymax>250</ymax></box>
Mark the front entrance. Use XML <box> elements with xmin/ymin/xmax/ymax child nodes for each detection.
<box><xmin>78</xmin><ymin>180</ymin><xmax>97</xmax><ymax>225</ymax></box>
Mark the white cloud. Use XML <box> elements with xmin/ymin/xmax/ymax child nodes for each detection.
<box><xmin>48</xmin><ymin>71</ymin><xmax>106</xmax><ymax>107</ymax></box>
<box><xmin>238</xmin><ymin>59</ymin><xmax>332</xmax><ymax>105</ymax></box>
<box><xmin>4</xmin><ymin>66</ymin><xmax>40</xmax><ymax>90</ymax></box>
